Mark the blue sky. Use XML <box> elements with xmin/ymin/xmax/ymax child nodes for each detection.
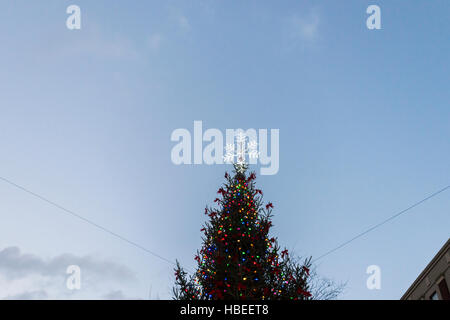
<box><xmin>0</xmin><ymin>0</ymin><xmax>449</xmax><ymax>299</ymax></box>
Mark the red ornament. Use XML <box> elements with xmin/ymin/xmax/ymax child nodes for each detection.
<box><xmin>237</xmin><ymin>283</ymin><xmax>247</xmax><ymax>291</ymax></box>
<box><xmin>262</xmin><ymin>221</ymin><xmax>273</xmax><ymax>233</ymax></box>
<box><xmin>297</xmin><ymin>288</ymin><xmax>312</xmax><ymax>297</ymax></box>
<box><xmin>266</xmin><ymin>202</ymin><xmax>273</xmax><ymax>210</ymax></box>
<box><xmin>209</xmin><ymin>211</ymin><xmax>217</xmax><ymax>218</ymax></box>
<box><xmin>303</xmin><ymin>266</ymin><xmax>310</xmax><ymax>276</ymax></box>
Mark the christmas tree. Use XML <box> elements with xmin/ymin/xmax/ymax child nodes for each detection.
<box><xmin>174</xmin><ymin>134</ymin><xmax>312</xmax><ymax>300</ymax></box>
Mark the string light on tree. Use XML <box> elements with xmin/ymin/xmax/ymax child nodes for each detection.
<box><xmin>174</xmin><ymin>142</ymin><xmax>312</xmax><ymax>300</ymax></box>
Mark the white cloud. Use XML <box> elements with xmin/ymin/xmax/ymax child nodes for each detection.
<box><xmin>177</xmin><ymin>14</ymin><xmax>191</xmax><ymax>32</ymax></box>
<box><xmin>289</xmin><ymin>9</ymin><xmax>320</xmax><ymax>41</ymax></box>
<box><xmin>0</xmin><ymin>246</ymin><xmax>138</xmax><ymax>300</ymax></box>
<box><xmin>103</xmin><ymin>290</ymin><xmax>130</xmax><ymax>300</ymax></box>
<box><xmin>168</xmin><ymin>7</ymin><xmax>191</xmax><ymax>32</ymax></box>
<box><xmin>147</xmin><ymin>33</ymin><xmax>164</xmax><ymax>51</ymax></box>
<box><xmin>4</xmin><ymin>290</ymin><xmax>48</xmax><ymax>300</ymax></box>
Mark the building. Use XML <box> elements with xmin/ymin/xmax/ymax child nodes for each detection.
<box><xmin>401</xmin><ymin>238</ymin><xmax>450</xmax><ymax>300</ymax></box>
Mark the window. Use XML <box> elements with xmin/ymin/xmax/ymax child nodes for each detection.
<box><xmin>438</xmin><ymin>278</ymin><xmax>450</xmax><ymax>300</ymax></box>
<box><xmin>430</xmin><ymin>291</ymin><xmax>439</xmax><ymax>300</ymax></box>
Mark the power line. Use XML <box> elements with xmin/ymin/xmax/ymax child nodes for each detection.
<box><xmin>3</xmin><ymin>175</ymin><xmax>448</xmax><ymax>270</ymax></box>
<box><xmin>0</xmin><ymin>176</ymin><xmax>177</xmax><ymax>267</ymax></box>
<box><xmin>313</xmin><ymin>185</ymin><xmax>450</xmax><ymax>263</ymax></box>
